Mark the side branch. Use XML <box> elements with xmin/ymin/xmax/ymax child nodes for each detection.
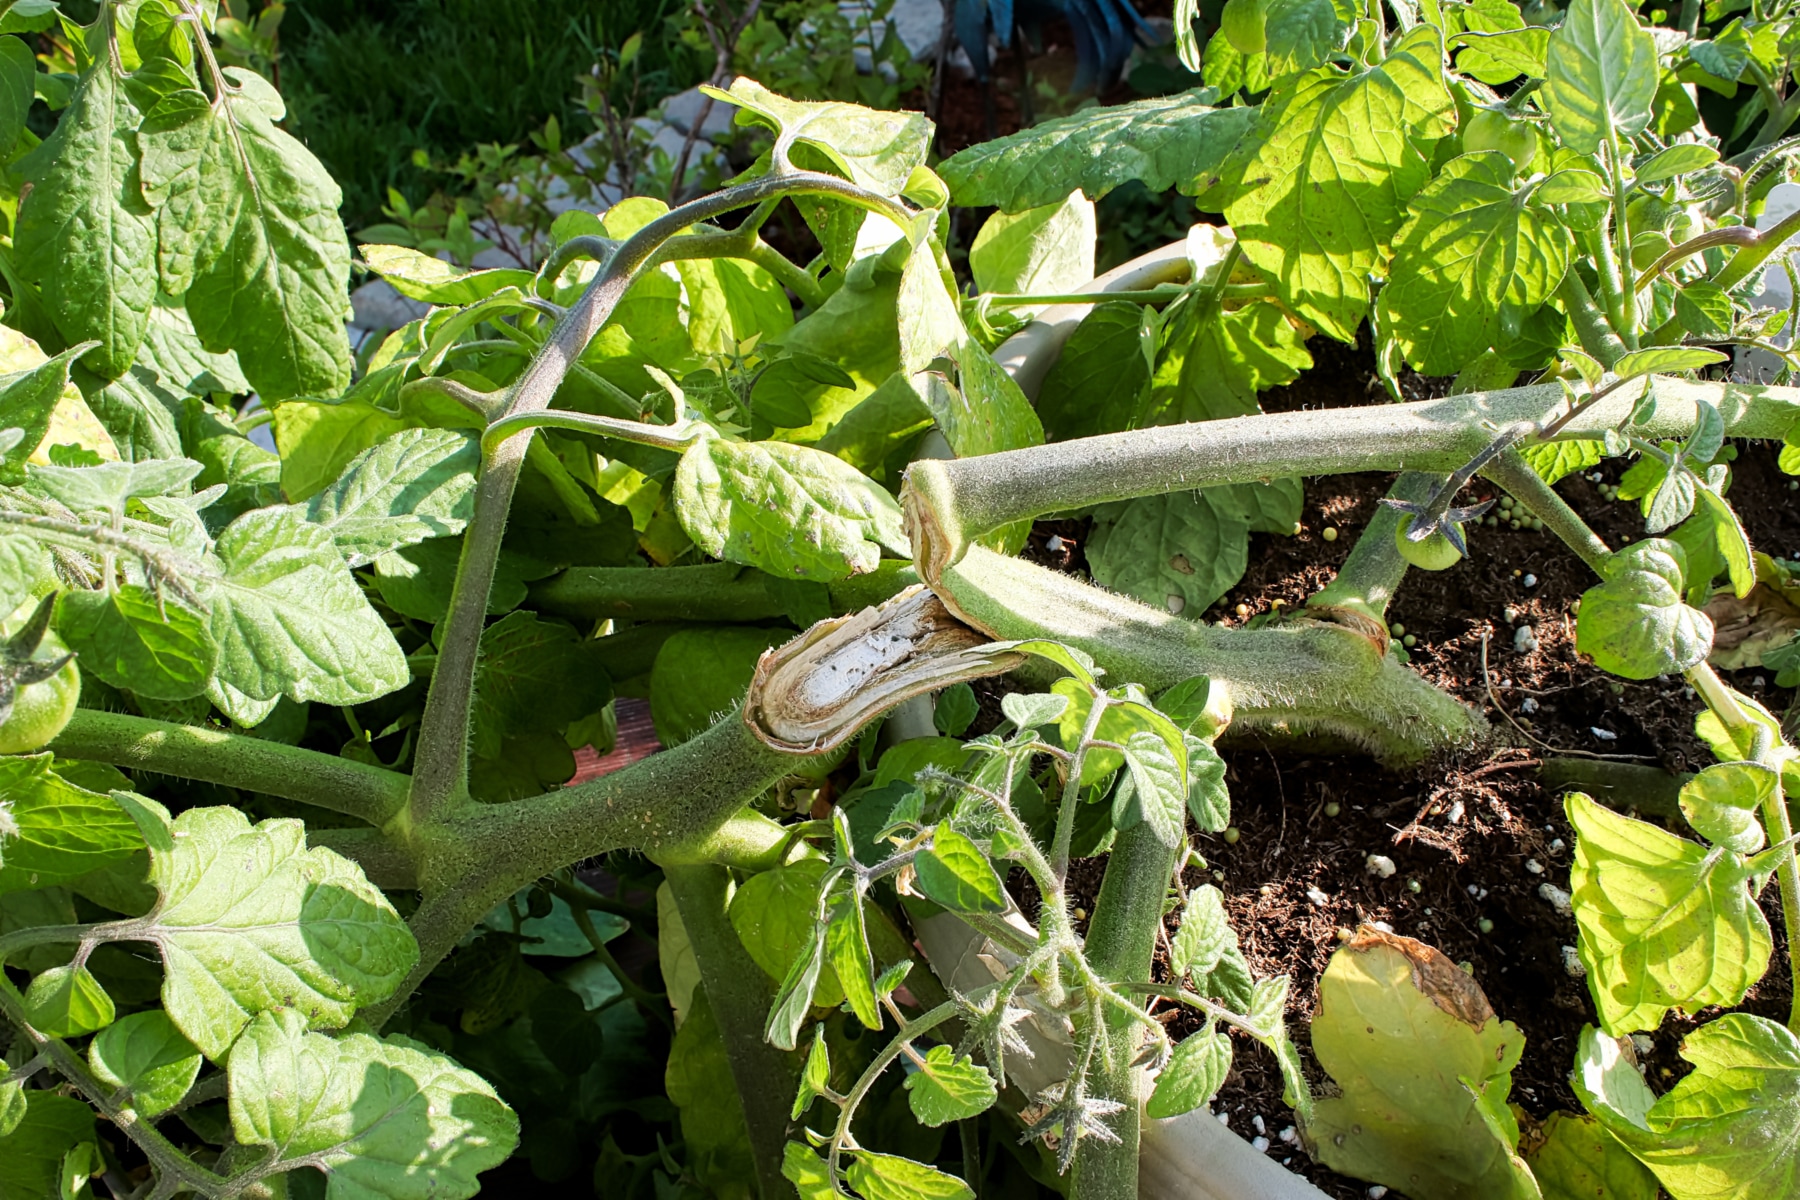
<box><xmin>50</xmin><ymin>708</ymin><xmax>412</xmax><ymax>827</ymax></box>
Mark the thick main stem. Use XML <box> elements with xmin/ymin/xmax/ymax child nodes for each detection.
<box><xmin>663</xmin><ymin>863</ymin><xmax>797</xmax><ymax>1199</ymax></box>
<box><xmin>49</xmin><ymin>708</ymin><xmax>411</xmax><ymax>827</ymax></box>
<box><xmin>1308</xmin><ymin>472</ymin><xmax>1432</xmax><ymax>621</ymax></box>
<box><xmin>409</xmin><ymin>170</ymin><xmax>915</xmax><ymax>823</ymax></box>
<box><xmin>902</xmin><ymin>378</ymin><xmax>1800</xmax><ymax>576</ymax></box>
<box><xmin>1069</xmin><ymin>823</ymin><xmax>1182</xmax><ymax>1200</ymax></box>
<box><xmin>530</xmin><ymin>560</ymin><xmax>917</xmax><ymax>623</ymax></box>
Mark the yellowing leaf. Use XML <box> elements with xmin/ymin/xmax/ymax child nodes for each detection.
<box><xmin>1303</xmin><ymin>929</ymin><xmax>1537</xmax><ymax>1200</ymax></box>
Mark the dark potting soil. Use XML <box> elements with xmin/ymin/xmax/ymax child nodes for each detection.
<box><xmin>1006</xmin><ymin>333</ymin><xmax>1798</xmax><ymax>1199</ymax></box>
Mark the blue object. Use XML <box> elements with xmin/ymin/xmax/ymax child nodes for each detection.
<box><xmin>954</xmin><ymin>0</ymin><xmax>1153</xmax><ymax>89</ymax></box>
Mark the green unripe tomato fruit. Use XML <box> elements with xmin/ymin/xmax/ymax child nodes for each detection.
<box><xmin>0</xmin><ymin>620</ymin><xmax>79</xmax><ymax>754</ymax></box>
<box><xmin>1395</xmin><ymin>521</ymin><xmax>1464</xmax><ymax>571</ymax></box>
<box><xmin>1463</xmin><ymin>110</ymin><xmax>1536</xmax><ymax>172</ymax></box>
<box><xmin>1220</xmin><ymin>0</ymin><xmax>1270</xmax><ymax>55</ymax></box>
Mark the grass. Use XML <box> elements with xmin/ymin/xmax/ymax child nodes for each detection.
<box><xmin>278</xmin><ymin>0</ymin><xmax>701</xmax><ymax>227</ymax></box>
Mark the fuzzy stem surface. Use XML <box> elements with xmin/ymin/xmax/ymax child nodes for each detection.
<box><xmin>49</xmin><ymin>708</ymin><xmax>411</xmax><ymax>827</ymax></box>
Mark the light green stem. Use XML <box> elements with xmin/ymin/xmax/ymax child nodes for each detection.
<box><xmin>1308</xmin><ymin>472</ymin><xmax>1432</xmax><ymax>621</ymax></box>
<box><xmin>49</xmin><ymin>708</ymin><xmax>411</xmax><ymax>827</ymax></box>
<box><xmin>530</xmin><ymin>560</ymin><xmax>917</xmax><ymax>623</ymax></box>
<box><xmin>1480</xmin><ymin>449</ymin><xmax>1613</xmax><ymax>575</ymax></box>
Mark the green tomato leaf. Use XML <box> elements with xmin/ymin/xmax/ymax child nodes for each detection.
<box><xmin>649</xmin><ymin>625</ymin><xmax>789</xmax><ymax>746</ymax></box>
<box><xmin>0</xmin><ymin>341</ymin><xmax>98</xmax><ymax>480</ymax></box>
<box><xmin>938</xmin><ymin>88</ymin><xmax>1255</xmax><ymax>212</ymax></box>
<box><xmin>845</xmin><ymin>1152</ymin><xmax>974</xmax><ymax>1200</ymax></box>
<box><xmin>1575</xmin><ymin>538</ymin><xmax>1713</xmax><ymax>679</ymax></box>
<box><xmin>969</xmin><ymin>191</ymin><xmax>1097</xmax><ymax>299</ymax></box>
<box><xmin>764</xmin><ymin>919</ymin><xmax>828</xmax><ymax>1052</ymax></box>
<box><xmin>728</xmin><ymin>858</ymin><xmax>845</xmax><ymax>1005</ymax></box>
<box><xmin>0</xmin><ymin>1092</ymin><xmax>96</xmax><ymax>1200</ymax></box>
<box><xmin>55</xmin><ymin>586</ymin><xmax>216</xmax><ymax>700</ymax></box>
<box><xmin>0</xmin><ymin>35</ymin><xmax>31</xmax><ymax>159</ymax></box>
<box><xmin>1614</xmin><ymin>347</ymin><xmax>1729</xmax><ymax>381</ymax></box>
<box><xmin>1147</xmin><ymin>295</ymin><xmax>1313</xmax><ymax>424</ymax></box>
<box><xmin>783</xmin><ymin>1142</ymin><xmax>838</xmax><ymax>1200</ymax></box>
<box><xmin>87</xmin><ymin>1010</ymin><xmax>202</xmax><ymax>1118</ymax></box>
<box><xmin>25</xmin><ymin>457</ymin><xmax>201</xmax><ymax>516</ymax></box>
<box><xmin>933</xmin><ymin>683</ymin><xmax>979</xmax><ymax>737</ymax></box>
<box><xmin>118</xmin><ymin>796</ymin><xmax>419</xmax><ymax>1060</ymax></box>
<box><xmin>1695</xmin><ymin>486</ymin><xmax>1754</xmax><ymax>599</ymax></box>
<box><xmin>1170</xmin><ymin>885</ymin><xmax>1237</xmax><ymax>982</ymax></box>
<box><xmin>1001</xmin><ymin>691</ymin><xmax>1069</xmax><ymax>730</ymax></box>
<box><xmin>358</xmin><ymin>243</ymin><xmax>533</xmax><ymax>306</ymax></box>
<box><xmin>1303</xmin><ymin>929</ymin><xmax>1537</xmax><ymax>1200</ymax></box>
<box><xmin>1455</xmin><ymin>26</ymin><xmax>1551</xmax><ymax>84</ymax></box>
<box><xmin>1520</xmin><ymin>439</ymin><xmax>1604</xmax><ymax>485</ymax></box>
<box><xmin>1087</xmin><ymin>490</ymin><xmax>1251</xmax><ymax>618</ymax></box>
<box><xmin>1116</xmin><ymin>728</ymin><xmax>1189</xmax><ymax>847</ymax></box>
<box><xmin>0</xmin><ymin>1057</ymin><xmax>23</xmax><ymax>1137</ymax></box>
<box><xmin>1679</xmin><ymin>760</ymin><xmax>1773</xmax><ymax>855</ymax></box>
<box><xmin>674</xmin><ymin>436</ymin><xmax>907</xmax><ymax>581</ymax></box>
<box><xmin>470</xmin><ymin>611</ymin><xmax>613</xmax><ymax>759</ymax></box>
<box><xmin>14</xmin><ymin>58</ymin><xmax>155</xmax><ymax>379</ymax></box>
<box><xmin>371</xmin><ymin>537</ymin><xmax>527</xmax><ymax>625</ymax></box>
<box><xmin>1542</xmin><ymin>0</ymin><xmax>1660</xmax><ymax>153</ymax></box>
<box><xmin>904</xmin><ymin>1044</ymin><xmax>998</xmax><ymax>1126</ymax></box>
<box><xmin>199</xmin><ymin>506</ymin><xmax>410</xmax><ymax>725</ymax></box>
<box><xmin>915</xmin><ymin>826</ymin><xmax>1007</xmax><ymax>913</ymax></box>
<box><xmin>22</xmin><ymin>962</ymin><xmax>114</xmax><ymax>1037</ymax></box>
<box><xmin>826</xmin><ymin>888</ymin><xmax>880</xmax><ymax>1030</ymax></box>
<box><xmin>272</xmin><ymin>402</ymin><xmax>409</xmax><ymax>507</ymax></box>
<box><xmin>137</xmin><ymin>72</ymin><xmax>352</xmax><ymax>399</ymax></box>
<box><xmin>227</xmin><ymin>1007</ymin><xmax>517</xmax><ymax>1199</ymax></box>
<box><xmin>1573</xmin><ymin>1015</ymin><xmax>1800</xmax><ymax>1200</ymax></box>
<box><xmin>1378</xmin><ymin>152</ymin><xmax>1573</xmax><ymax>374</ymax></box>
<box><xmin>1147</xmin><ymin>1025</ymin><xmax>1232</xmax><ymax>1118</ymax></box>
<box><xmin>1213</xmin><ymin>26</ymin><xmax>1455</xmax><ymax>341</ymax></box>
<box><xmin>1037</xmin><ymin>300</ymin><xmax>1157</xmax><ymax>440</ymax></box>
<box><xmin>1186</xmin><ymin>737</ymin><xmax>1230</xmax><ymax>832</ymax></box>
<box><xmin>1525</xmin><ymin>1111</ymin><xmax>1658</xmax><ymax>1200</ymax></box>
<box><xmin>792</xmin><ymin>1026</ymin><xmax>831</xmax><ymax>1119</ymax></box>
<box><xmin>0</xmin><ymin>755</ymin><xmax>143</xmax><ymax>895</ymax></box>
<box><xmin>665</xmin><ymin>990</ymin><xmax>758</xmax><ymax>1191</ymax></box>
<box><xmin>1262</xmin><ymin>0</ymin><xmax>1350</xmax><ymax>75</ymax></box>
<box><xmin>1567</xmin><ymin>792</ymin><xmax>1770</xmax><ymax>1035</ymax></box>
<box><xmin>704</xmin><ymin>77</ymin><xmax>930</xmax><ymax>195</ymax></box>
<box><xmin>303</xmin><ymin>428</ymin><xmax>479</xmax><ymax>567</ymax></box>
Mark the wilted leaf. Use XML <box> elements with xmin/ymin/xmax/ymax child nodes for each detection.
<box><xmin>1525</xmin><ymin>1111</ymin><xmax>1657</xmax><ymax>1200</ymax></box>
<box><xmin>1303</xmin><ymin>929</ymin><xmax>1537</xmax><ymax>1200</ymax></box>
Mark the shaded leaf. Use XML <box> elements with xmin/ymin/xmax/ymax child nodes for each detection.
<box><xmin>845</xmin><ymin>1152</ymin><xmax>974</xmax><ymax>1200</ymax></box>
<box><xmin>55</xmin><ymin>586</ymin><xmax>215</xmax><ymax>700</ymax></box>
<box><xmin>227</xmin><ymin>1007</ymin><xmax>518</xmax><ymax>1199</ymax></box>
<box><xmin>303</xmin><ymin>428</ymin><xmax>479</xmax><ymax>567</ymax></box>
<box><xmin>87</xmin><ymin>1010</ymin><xmax>202</xmax><ymax>1118</ymax></box>
<box><xmin>1525</xmin><ymin>1111</ymin><xmax>1657</xmax><ymax>1200</ymax></box>
<box><xmin>22</xmin><ymin>963</ymin><xmax>114</xmax><ymax>1037</ymax></box>
<box><xmin>0</xmin><ymin>755</ymin><xmax>142</xmax><ymax>894</ymax></box>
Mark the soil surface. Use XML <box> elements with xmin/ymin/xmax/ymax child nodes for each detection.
<box><xmin>1017</xmin><ymin>333</ymin><xmax>1798</xmax><ymax>1199</ymax></box>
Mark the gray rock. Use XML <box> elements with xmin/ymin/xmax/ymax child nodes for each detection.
<box><xmin>660</xmin><ymin>83</ymin><xmax>739</xmax><ymax>139</ymax></box>
<box><xmin>350</xmin><ymin>279</ymin><xmax>430</xmax><ymax>332</ymax></box>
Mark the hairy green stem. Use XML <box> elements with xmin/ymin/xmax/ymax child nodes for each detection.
<box><xmin>938</xmin><ymin>547</ymin><xmax>1483</xmax><ymax>765</ymax></box>
<box><xmin>1480</xmin><ymin>449</ymin><xmax>1613</xmax><ymax>574</ymax></box>
<box><xmin>1558</xmin><ymin>271</ymin><xmax>1630</xmax><ymax>368</ymax></box>
<box><xmin>652</xmin><ymin>227</ymin><xmax>828</xmax><ymax>310</ymax></box>
<box><xmin>663</xmin><ymin>863</ymin><xmax>797</xmax><ymax>1199</ymax></box>
<box><xmin>49</xmin><ymin>708</ymin><xmax>411</xmax><ymax>827</ymax></box>
<box><xmin>1605</xmin><ymin>129</ymin><xmax>1638</xmax><ymax>348</ymax></box>
<box><xmin>1068</xmin><ymin>823</ymin><xmax>1182</xmax><ymax>1200</ymax></box>
<box><xmin>1308</xmin><ymin>472</ymin><xmax>1432</xmax><ymax>621</ymax></box>
<box><xmin>530</xmin><ymin>560</ymin><xmax>917</xmax><ymax>623</ymax></box>
<box><xmin>368</xmin><ymin>710</ymin><xmax>799</xmax><ymax>1027</ymax></box>
<box><xmin>902</xmin><ymin>377</ymin><xmax>1800</xmax><ymax>572</ymax></box>
<box><xmin>408</xmin><ymin>169</ymin><xmax>917</xmax><ymax>823</ymax></box>
<box><xmin>829</xmin><ymin>1001</ymin><xmax>961</xmax><ymax>1183</ymax></box>
<box><xmin>481</xmin><ymin>409</ymin><xmax>698</xmax><ymax>457</ymax></box>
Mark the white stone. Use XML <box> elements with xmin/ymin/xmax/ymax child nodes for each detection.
<box><xmin>1519</xmin><ymin>697</ymin><xmax>1539</xmax><ymax>715</ymax></box>
<box><xmin>1251</xmin><ymin>1136</ymin><xmax>1270</xmax><ymax>1153</ymax></box>
<box><xmin>1365</xmin><ymin>854</ymin><xmax>1397</xmax><ymax>879</ymax></box>
<box><xmin>1591</xmin><ymin>727</ymin><xmax>1618</xmax><ymax>741</ymax></box>
<box><xmin>1539</xmin><ymin>882</ymin><xmax>1573</xmax><ymax>916</ymax></box>
<box><xmin>1525</xmin><ymin>859</ymin><xmax>1544</xmax><ymax>875</ymax></box>
<box><xmin>1305</xmin><ymin>886</ymin><xmax>1330</xmax><ymax>906</ymax></box>
<box><xmin>1562</xmin><ymin>946</ymin><xmax>1586</xmax><ymax>978</ymax></box>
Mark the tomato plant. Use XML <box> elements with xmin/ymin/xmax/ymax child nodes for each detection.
<box><xmin>2</xmin><ymin>0</ymin><xmax>1800</xmax><ymax>1198</ymax></box>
